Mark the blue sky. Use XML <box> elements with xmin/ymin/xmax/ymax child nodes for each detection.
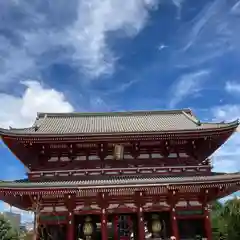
<box><xmin>0</xmin><ymin>0</ymin><xmax>240</xmax><ymax>222</ymax></box>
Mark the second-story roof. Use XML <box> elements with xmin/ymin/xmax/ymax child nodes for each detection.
<box><xmin>0</xmin><ymin>109</ymin><xmax>238</xmax><ymax>136</ymax></box>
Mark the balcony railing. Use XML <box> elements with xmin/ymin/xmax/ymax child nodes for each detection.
<box><xmin>28</xmin><ymin>165</ymin><xmax>211</xmax><ymax>180</ymax></box>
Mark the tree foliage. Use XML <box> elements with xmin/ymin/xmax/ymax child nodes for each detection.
<box><xmin>211</xmin><ymin>197</ymin><xmax>240</xmax><ymax>240</ymax></box>
<box><xmin>0</xmin><ymin>214</ymin><xmax>20</xmax><ymax>240</ymax></box>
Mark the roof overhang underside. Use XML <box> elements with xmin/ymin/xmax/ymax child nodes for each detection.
<box><xmin>0</xmin><ymin>174</ymin><xmax>239</xmax><ymax>210</ymax></box>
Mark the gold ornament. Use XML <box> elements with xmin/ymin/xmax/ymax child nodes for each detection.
<box><xmin>152</xmin><ymin>220</ymin><xmax>162</xmax><ymax>233</ymax></box>
<box><xmin>83</xmin><ymin>217</ymin><xmax>93</xmax><ymax>236</ymax></box>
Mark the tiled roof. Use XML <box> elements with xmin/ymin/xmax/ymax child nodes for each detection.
<box><xmin>0</xmin><ymin>173</ymin><xmax>239</xmax><ymax>189</ymax></box>
<box><xmin>0</xmin><ymin>109</ymin><xmax>238</xmax><ymax>135</ymax></box>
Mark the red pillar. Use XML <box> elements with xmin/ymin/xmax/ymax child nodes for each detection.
<box><xmin>67</xmin><ymin>211</ymin><xmax>74</xmax><ymax>240</ymax></box>
<box><xmin>204</xmin><ymin>205</ymin><xmax>212</xmax><ymax>240</ymax></box>
<box><xmin>169</xmin><ymin>189</ymin><xmax>179</xmax><ymax>240</ymax></box>
<box><xmin>137</xmin><ymin>206</ymin><xmax>145</xmax><ymax>240</ymax></box>
<box><xmin>171</xmin><ymin>207</ymin><xmax>179</xmax><ymax>240</ymax></box>
<box><xmin>114</xmin><ymin>215</ymin><xmax>118</xmax><ymax>240</ymax></box>
<box><xmin>66</xmin><ymin>194</ymin><xmax>75</xmax><ymax>240</ymax></box>
<box><xmin>101</xmin><ymin>208</ymin><xmax>108</xmax><ymax>240</ymax></box>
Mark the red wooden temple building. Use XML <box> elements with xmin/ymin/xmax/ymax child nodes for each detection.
<box><xmin>0</xmin><ymin>109</ymin><xmax>239</xmax><ymax>240</ymax></box>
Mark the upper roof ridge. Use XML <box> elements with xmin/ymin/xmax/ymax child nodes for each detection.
<box><xmin>37</xmin><ymin>108</ymin><xmax>193</xmax><ymax>118</ymax></box>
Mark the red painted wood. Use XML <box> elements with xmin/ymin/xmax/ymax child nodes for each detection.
<box><xmin>114</xmin><ymin>215</ymin><xmax>118</xmax><ymax>240</ymax></box>
<box><xmin>137</xmin><ymin>207</ymin><xmax>145</xmax><ymax>240</ymax></box>
<box><xmin>171</xmin><ymin>209</ymin><xmax>179</xmax><ymax>240</ymax></box>
<box><xmin>74</xmin><ymin>209</ymin><xmax>101</xmax><ymax>215</ymax></box>
<box><xmin>3</xmin><ymin>130</ymin><xmax>233</xmax><ymax>167</ymax></box>
<box><xmin>28</xmin><ymin>165</ymin><xmax>211</xmax><ymax>180</ymax></box>
<box><xmin>38</xmin><ymin>220</ymin><xmax>67</xmax><ymax>225</ymax></box>
<box><xmin>31</xmin><ymin>157</ymin><xmax>207</xmax><ymax>171</ymax></box>
<box><xmin>9</xmin><ymin>128</ymin><xmax>234</xmax><ymax>144</ymax></box>
<box><xmin>177</xmin><ymin>215</ymin><xmax>203</xmax><ymax>220</ymax></box>
<box><xmin>204</xmin><ymin>205</ymin><xmax>212</xmax><ymax>240</ymax></box>
<box><xmin>101</xmin><ymin>209</ymin><xmax>108</xmax><ymax>240</ymax></box>
<box><xmin>67</xmin><ymin>219</ymin><xmax>74</xmax><ymax>240</ymax></box>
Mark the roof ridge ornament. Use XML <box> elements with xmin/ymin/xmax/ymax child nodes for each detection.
<box><xmin>182</xmin><ymin>110</ymin><xmax>201</xmax><ymax>126</ymax></box>
<box><xmin>34</xmin><ymin>113</ymin><xmax>48</xmax><ymax>131</ymax></box>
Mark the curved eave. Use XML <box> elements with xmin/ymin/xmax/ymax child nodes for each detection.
<box><xmin>0</xmin><ymin>173</ymin><xmax>239</xmax><ymax>193</ymax></box>
<box><xmin>0</xmin><ymin>120</ymin><xmax>238</xmax><ymax>139</ymax></box>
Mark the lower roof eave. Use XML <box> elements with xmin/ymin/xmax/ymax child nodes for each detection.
<box><xmin>0</xmin><ymin>175</ymin><xmax>239</xmax><ymax>195</ymax></box>
<box><xmin>0</xmin><ymin>184</ymin><xmax>239</xmax><ymax>212</ymax></box>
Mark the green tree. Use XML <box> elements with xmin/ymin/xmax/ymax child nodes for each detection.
<box><xmin>0</xmin><ymin>214</ymin><xmax>20</xmax><ymax>240</ymax></box>
<box><xmin>211</xmin><ymin>198</ymin><xmax>240</xmax><ymax>240</ymax></box>
<box><xmin>221</xmin><ymin>198</ymin><xmax>240</xmax><ymax>239</ymax></box>
<box><xmin>211</xmin><ymin>201</ymin><xmax>226</xmax><ymax>239</ymax></box>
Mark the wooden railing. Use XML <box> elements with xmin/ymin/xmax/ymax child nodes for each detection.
<box><xmin>31</xmin><ymin>157</ymin><xmax>210</xmax><ymax>171</ymax></box>
<box><xmin>28</xmin><ymin>165</ymin><xmax>211</xmax><ymax>180</ymax></box>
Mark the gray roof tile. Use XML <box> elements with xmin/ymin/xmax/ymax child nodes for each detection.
<box><xmin>0</xmin><ymin>173</ymin><xmax>239</xmax><ymax>189</ymax></box>
<box><xmin>1</xmin><ymin>109</ymin><xmax>238</xmax><ymax>135</ymax></box>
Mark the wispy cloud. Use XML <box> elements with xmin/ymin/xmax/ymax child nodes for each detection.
<box><xmin>225</xmin><ymin>81</ymin><xmax>240</xmax><ymax>94</ymax></box>
<box><xmin>0</xmin><ymin>0</ymin><xmax>160</xmax><ymax>85</ymax></box>
<box><xmin>168</xmin><ymin>70</ymin><xmax>210</xmax><ymax>108</ymax></box>
<box><xmin>171</xmin><ymin>0</ymin><xmax>184</xmax><ymax>19</ymax></box>
<box><xmin>183</xmin><ymin>0</ymin><xmax>224</xmax><ymax>51</ymax></box>
<box><xmin>231</xmin><ymin>0</ymin><xmax>240</xmax><ymax>15</ymax></box>
<box><xmin>67</xmin><ymin>0</ymin><xmax>159</xmax><ymax>78</ymax></box>
<box><xmin>173</xmin><ymin>0</ymin><xmax>240</xmax><ymax>68</ymax></box>
<box><xmin>104</xmin><ymin>79</ymin><xmax>139</xmax><ymax>95</ymax></box>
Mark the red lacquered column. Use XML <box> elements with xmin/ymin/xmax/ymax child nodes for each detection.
<box><xmin>204</xmin><ymin>204</ymin><xmax>212</xmax><ymax>240</ymax></box>
<box><xmin>171</xmin><ymin>207</ymin><xmax>179</xmax><ymax>240</ymax></box>
<box><xmin>138</xmin><ymin>206</ymin><xmax>145</xmax><ymax>240</ymax></box>
<box><xmin>67</xmin><ymin>211</ymin><xmax>74</xmax><ymax>240</ymax></box>
<box><xmin>114</xmin><ymin>215</ymin><xmax>118</xmax><ymax>240</ymax></box>
<box><xmin>170</xmin><ymin>190</ymin><xmax>179</xmax><ymax>240</ymax></box>
<box><xmin>66</xmin><ymin>194</ymin><xmax>75</xmax><ymax>240</ymax></box>
<box><xmin>101</xmin><ymin>208</ymin><xmax>108</xmax><ymax>240</ymax></box>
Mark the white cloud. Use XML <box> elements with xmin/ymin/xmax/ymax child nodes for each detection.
<box><xmin>211</xmin><ymin>104</ymin><xmax>240</xmax><ymax>173</ymax></box>
<box><xmin>225</xmin><ymin>81</ymin><xmax>240</xmax><ymax>94</ymax></box>
<box><xmin>212</xmin><ymin>104</ymin><xmax>240</xmax><ymax>121</ymax></box>
<box><xmin>169</xmin><ymin>70</ymin><xmax>210</xmax><ymax>108</ymax></box>
<box><xmin>0</xmin><ymin>81</ymin><xmax>73</xmax><ymax>220</ymax></box>
<box><xmin>0</xmin><ymin>0</ymin><xmax>160</xmax><ymax>87</ymax></box>
<box><xmin>0</xmin><ymin>80</ymin><xmax>74</xmax><ymax>128</ymax></box>
<box><xmin>67</xmin><ymin>0</ymin><xmax>159</xmax><ymax>78</ymax></box>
